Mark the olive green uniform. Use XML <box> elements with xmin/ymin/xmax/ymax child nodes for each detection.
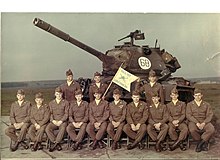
<box><xmin>66</xmin><ymin>101</ymin><xmax>89</xmax><ymax>143</ymax></box>
<box><xmin>107</xmin><ymin>100</ymin><xmax>127</xmax><ymax>142</ymax></box>
<box><xmin>186</xmin><ymin>100</ymin><xmax>215</xmax><ymax>141</ymax></box>
<box><xmin>123</xmin><ymin>101</ymin><xmax>148</xmax><ymax>144</ymax></box>
<box><xmin>28</xmin><ymin>104</ymin><xmax>50</xmax><ymax>142</ymax></box>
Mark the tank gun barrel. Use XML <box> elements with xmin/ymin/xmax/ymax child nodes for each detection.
<box><xmin>33</xmin><ymin>18</ymin><xmax>108</xmax><ymax>62</ymax></box>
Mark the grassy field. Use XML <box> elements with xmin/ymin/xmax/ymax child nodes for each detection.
<box><xmin>1</xmin><ymin>84</ymin><xmax>220</xmax><ymax>131</ymax></box>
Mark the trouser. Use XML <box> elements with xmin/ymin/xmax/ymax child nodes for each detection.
<box><xmin>86</xmin><ymin>122</ymin><xmax>107</xmax><ymax>141</ymax></box>
<box><xmin>66</xmin><ymin>122</ymin><xmax>87</xmax><ymax>143</ymax></box>
<box><xmin>123</xmin><ymin>123</ymin><xmax>147</xmax><ymax>144</ymax></box>
<box><xmin>168</xmin><ymin>122</ymin><xmax>188</xmax><ymax>141</ymax></box>
<box><xmin>28</xmin><ymin>124</ymin><xmax>47</xmax><ymax>142</ymax></box>
<box><xmin>107</xmin><ymin>122</ymin><xmax>125</xmax><ymax>142</ymax></box>
<box><xmin>147</xmin><ymin>123</ymin><xmax>168</xmax><ymax>142</ymax></box>
<box><xmin>188</xmin><ymin>122</ymin><xmax>215</xmax><ymax>141</ymax></box>
<box><xmin>45</xmin><ymin>122</ymin><xmax>67</xmax><ymax>143</ymax></box>
<box><xmin>5</xmin><ymin>123</ymin><xmax>30</xmax><ymax>142</ymax></box>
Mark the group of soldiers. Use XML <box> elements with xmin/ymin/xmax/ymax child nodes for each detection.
<box><xmin>5</xmin><ymin>69</ymin><xmax>215</xmax><ymax>153</ymax></box>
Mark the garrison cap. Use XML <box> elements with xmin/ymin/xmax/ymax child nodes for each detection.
<box><xmin>94</xmin><ymin>72</ymin><xmax>101</xmax><ymax>77</ymax></box>
<box><xmin>94</xmin><ymin>88</ymin><xmax>102</xmax><ymax>94</ymax></box>
<box><xmin>35</xmin><ymin>92</ymin><xmax>43</xmax><ymax>99</ymax></box>
<box><xmin>132</xmin><ymin>90</ymin><xmax>140</xmax><ymax>96</ymax></box>
<box><xmin>152</xmin><ymin>91</ymin><xmax>159</xmax><ymax>97</ymax></box>
<box><xmin>113</xmin><ymin>88</ymin><xmax>121</xmax><ymax>95</ymax></box>
<box><xmin>66</xmin><ymin>69</ymin><xmax>73</xmax><ymax>76</ymax></box>
<box><xmin>171</xmin><ymin>87</ymin><xmax>178</xmax><ymax>94</ymax></box>
<box><xmin>75</xmin><ymin>89</ymin><xmax>83</xmax><ymax>95</ymax></box>
<box><xmin>194</xmin><ymin>88</ymin><xmax>202</xmax><ymax>95</ymax></box>
<box><xmin>55</xmin><ymin>87</ymin><xmax>62</xmax><ymax>93</ymax></box>
<box><xmin>17</xmin><ymin>89</ymin><xmax>25</xmax><ymax>95</ymax></box>
<box><xmin>149</xmin><ymin>69</ymin><xmax>156</xmax><ymax>77</ymax></box>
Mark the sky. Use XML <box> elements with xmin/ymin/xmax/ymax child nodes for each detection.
<box><xmin>1</xmin><ymin>13</ymin><xmax>220</xmax><ymax>82</ymax></box>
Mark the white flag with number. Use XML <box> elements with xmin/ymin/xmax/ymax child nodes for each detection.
<box><xmin>112</xmin><ymin>67</ymin><xmax>138</xmax><ymax>92</ymax></box>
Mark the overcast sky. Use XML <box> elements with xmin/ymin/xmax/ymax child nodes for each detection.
<box><xmin>1</xmin><ymin>13</ymin><xmax>220</xmax><ymax>82</ymax></box>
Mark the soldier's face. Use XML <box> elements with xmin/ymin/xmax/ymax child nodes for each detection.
<box><xmin>94</xmin><ymin>93</ymin><xmax>102</xmax><ymax>100</ymax></box>
<box><xmin>132</xmin><ymin>95</ymin><xmax>140</xmax><ymax>103</ymax></box>
<box><xmin>94</xmin><ymin>76</ymin><xmax>101</xmax><ymax>83</ymax></box>
<box><xmin>17</xmin><ymin>94</ymin><xmax>25</xmax><ymax>101</ymax></box>
<box><xmin>194</xmin><ymin>93</ymin><xmax>203</xmax><ymax>101</ymax></box>
<box><xmin>149</xmin><ymin>76</ymin><xmax>157</xmax><ymax>83</ymax></box>
<box><xmin>55</xmin><ymin>92</ymin><xmax>63</xmax><ymax>100</ymax></box>
<box><xmin>66</xmin><ymin>75</ymin><xmax>73</xmax><ymax>82</ymax></box>
<box><xmin>170</xmin><ymin>93</ymin><xmax>178</xmax><ymax>101</ymax></box>
<box><xmin>75</xmin><ymin>94</ymin><xmax>83</xmax><ymax>102</ymax></box>
<box><xmin>152</xmin><ymin>96</ymin><xmax>160</xmax><ymax>104</ymax></box>
<box><xmin>113</xmin><ymin>94</ymin><xmax>120</xmax><ymax>101</ymax></box>
<box><xmin>35</xmin><ymin>98</ymin><xmax>43</xmax><ymax>105</ymax></box>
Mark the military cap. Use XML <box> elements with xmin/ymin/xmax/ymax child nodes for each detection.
<box><xmin>94</xmin><ymin>88</ymin><xmax>102</xmax><ymax>94</ymax></box>
<box><xmin>66</xmin><ymin>69</ymin><xmax>73</xmax><ymax>76</ymax></box>
<box><xmin>171</xmin><ymin>87</ymin><xmax>178</xmax><ymax>94</ymax></box>
<box><xmin>75</xmin><ymin>89</ymin><xmax>83</xmax><ymax>95</ymax></box>
<box><xmin>113</xmin><ymin>88</ymin><xmax>121</xmax><ymax>95</ymax></box>
<box><xmin>35</xmin><ymin>92</ymin><xmax>43</xmax><ymax>99</ymax></box>
<box><xmin>149</xmin><ymin>69</ymin><xmax>156</xmax><ymax>77</ymax></box>
<box><xmin>55</xmin><ymin>87</ymin><xmax>62</xmax><ymax>93</ymax></box>
<box><xmin>194</xmin><ymin>88</ymin><xmax>202</xmax><ymax>95</ymax></box>
<box><xmin>94</xmin><ymin>72</ymin><xmax>101</xmax><ymax>77</ymax></box>
<box><xmin>152</xmin><ymin>91</ymin><xmax>159</xmax><ymax>97</ymax></box>
<box><xmin>132</xmin><ymin>90</ymin><xmax>140</xmax><ymax>96</ymax></box>
<box><xmin>17</xmin><ymin>89</ymin><xmax>25</xmax><ymax>95</ymax></box>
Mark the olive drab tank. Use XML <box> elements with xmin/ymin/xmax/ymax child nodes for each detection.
<box><xmin>33</xmin><ymin>18</ymin><xmax>194</xmax><ymax>103</ymax></box>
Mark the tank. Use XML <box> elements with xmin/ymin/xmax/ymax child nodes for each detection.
<box><xmin>33</xmin><ymin>18</ymin><xmax>194</xmax><ymax>103</ymax></box>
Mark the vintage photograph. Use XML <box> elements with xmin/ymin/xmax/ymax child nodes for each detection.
<box><xmin>1</xmin><ymin>12</ymin><xmax>220</xmax><ymax>159</ymax></box>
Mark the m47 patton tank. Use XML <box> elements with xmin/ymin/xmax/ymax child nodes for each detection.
<box><xmin>33</xmin><ymin>18</ymin><xmax>194</xmax><ymax>103</ymax></box>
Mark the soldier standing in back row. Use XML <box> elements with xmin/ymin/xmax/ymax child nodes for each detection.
<box><xmin>46</xmin><ymin>87</ymin><xmax>69</xmax><ymax>152</ymax></box>
<box><xmin>28</xmin><ymin>92</ymin><xmax>50</xmax><ymax>151</ymax></box>
<box><xmin>147</xmin><ymin>92</ymin><xmax>168</xmax><ymax>152</ymax></box>
<box><xmin>60</xmin><ymin>69</ymin><xmax>81</xmax><ymax>103</ymax></box>
<box><xmin>123</xmin><ymin>90</ymin><xmax>148</xmax><ymax>150</ymax></box>
<box><xmin>66</xmin><ymin>90</ymin><xmax>89</xmax><ymax>151</ymax></box>
<box><xmin>86</xmin><ymin>88</ymin><xmax>109</xmax><ymax>150</ymax></box>
<box><xmin>5</xmin><ymin>89</ymin><xmax>31</xmax><ymax>151</ymax></box>
<box><xmin>167</xmin><ymin>87</ymin><xmax>188</xmax><ymax>151</ymax></box>
<box><xmin>186</xmin><ymin>88</ymin><xmax>215</xmax><ymax>152</ymax></box>
<box><xmin>135</xmin><ymin>69</ymin><xmax>164</xmax><ymax>104</ymax></box>
<box><xmin>89</xmin><ymin>72</ymin><xmax>108</xmax><ymax>102</ymax></box>
<box><xmin>107</xmin><ymin>88</ymin><xmax>127</xmax><ymax>150</ymax></box>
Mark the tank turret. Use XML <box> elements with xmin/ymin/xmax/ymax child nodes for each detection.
<box><xmin>33</xmin><ymin>18</ymin><xmax>194</xmax><ymax>103</ymax></box>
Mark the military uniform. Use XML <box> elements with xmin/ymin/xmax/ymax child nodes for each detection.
<box><xmin>135</xmin><ymin>82</ymin><xmax>164</xmax><ymax>104</ymax></box>
<box><xmin>89</xmin><ymin>82</ymin><xmax>108</xmax><ymax>102</ymax></box>
<box><xmin>123</xmin><ymin>100</ymin><xmax>148</xmax><ymax>148</ymax></box>
<box><xmin>28</xmin><ymin>103</ymin><xmax>50</xmax><ymax>143</ymax></box>
<box><xmin>147</xmin><ymin>103</ymin><xmax>168</xmax><ymax>144</ymax></box>
<box><xmin>60</xmin><ymin>81</ymin><xmax>81</xmax><ymax>102</ymax></box>
<box><xmin>167</xmin><ymin>99</ymin><xmax>188</xmax><ymax>150</ymax></box>
<box><xmin>86</xmin><ymin>98</ymin><xmax>109</xmax><ymax>148</ymax></box>
<box><xmin>60</xmin><ymin>69</ymin><xmax>81</xmax><ymax>102</ymax></box>
<box><xmin>45</xmin><ymin>99</ymin><xmax>69</xmax><ymax>144</ymax></box>
<box><xmin>107</xmin><ymin>99</ymin><xmax>127</xmax><ymax>144</ymax></box>
<box><xmin>135</xmin><ymin>70</ymin><xmax>164</xmax><ymax>104</ymax></box>
<box><xmin>186</xmin><ymin>100</ymin><xmax>215</xmax><ymax>142</ymax></box>
<box><xmin>5</xmin><ymin>100</ymin><xmax>31</xmax><ymax>142</ymax></box>
<box><xmin>66</xmin><ymin>100</ymin><xmax>89</xmax><ymax>144</ymax></box>
<box><xmin>5</xmin><ymin>89</ymin><xmax>31</xmax><ymax>151</ymax></box>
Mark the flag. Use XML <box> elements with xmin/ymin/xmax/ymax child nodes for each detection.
<box><xmin>112</xmin><ymin>67</ymin><xmax>138</xmax><ymax>92</ymax></box>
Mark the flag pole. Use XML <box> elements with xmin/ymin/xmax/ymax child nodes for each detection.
<box><xmin>102</xmin><ymin>62</ymin><xmax>124</xmax><ymax>99</ymax></box>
